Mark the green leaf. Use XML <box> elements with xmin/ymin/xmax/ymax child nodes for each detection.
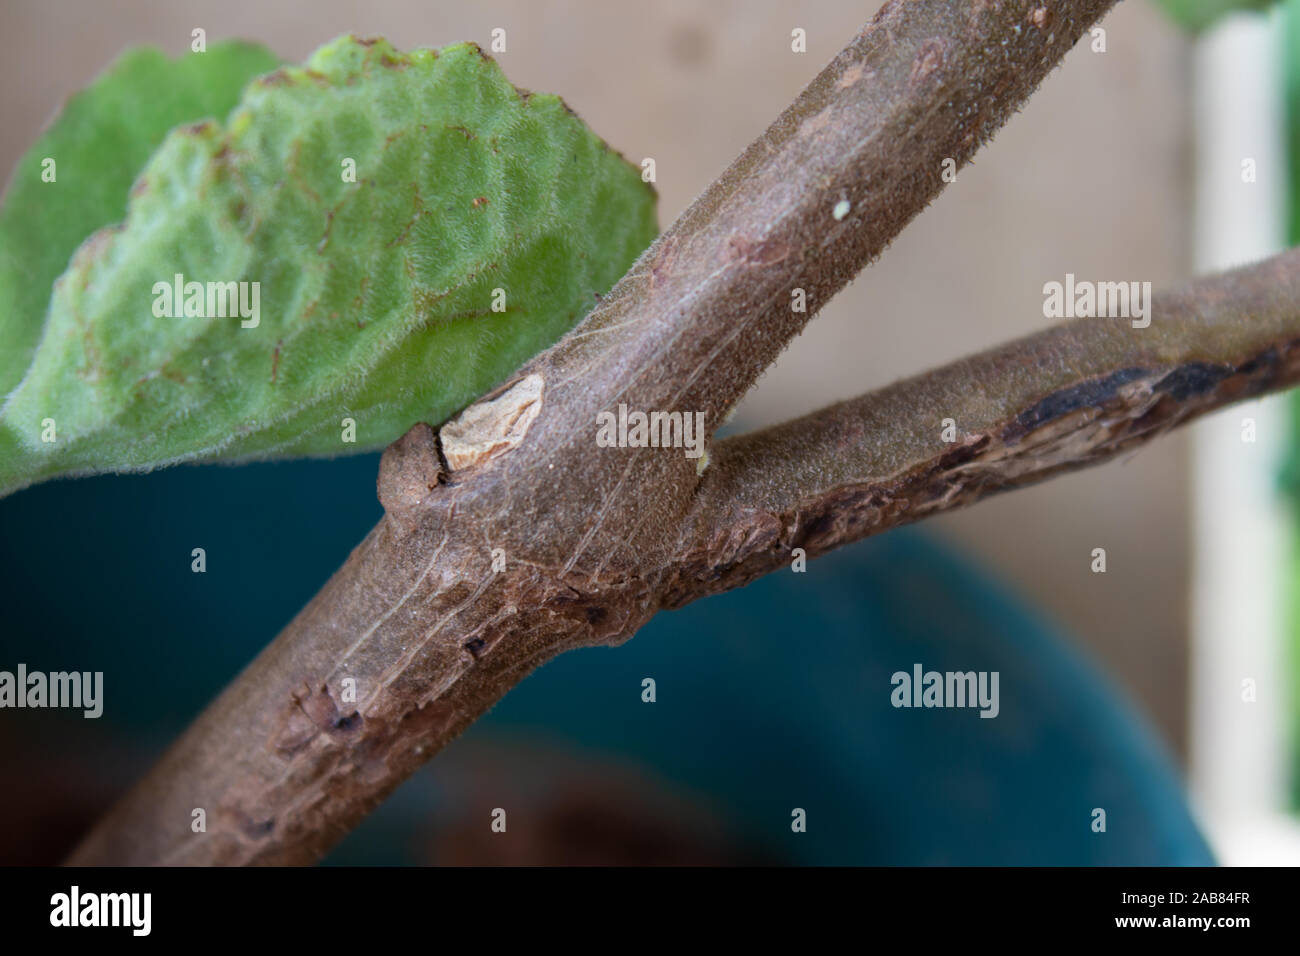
<box><xmin>0</xmin><ymin>36</ymin><xmax>657</xmax><ymax>496</ymax></box>
<box><xmin>0</xmin><ymin>41</ymin><xmax>281</xmax><ymax>401</ymax></box>
<box><xmin>0</xmin><ymin>40</ymin><xmax>280</xmax><ymax>495</ymax></box>
<box><xmin>1152</xmin><ymin>0</ymin><xmax>1278</xmax><ymax>32</ymax></box>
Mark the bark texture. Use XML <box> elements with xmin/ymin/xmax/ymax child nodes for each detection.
<box><xmin>78</xmin><ymin>0</ymin><xmax>1283</xmax><ymax>866</ymax></box>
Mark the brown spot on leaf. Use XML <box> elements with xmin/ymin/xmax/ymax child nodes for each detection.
<box><xmin>257</xmin><ymin>68</ymin><xmax>293</xmax><ymax>87</ymax></box>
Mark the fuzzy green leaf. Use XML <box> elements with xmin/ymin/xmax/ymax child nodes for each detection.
<box><xmin>0</xmin><ymin>41</ymin><xmax>281</xmax><ymax>400</ymax></box>
<box><xmin>1</xmin><ymin>36</ymin><xmax>657</xmax><ymax>496</ymax></box>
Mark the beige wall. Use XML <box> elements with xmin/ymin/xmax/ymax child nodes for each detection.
<box><xmin>0</xmin><ymin>1</ymin><xmax>1195</xmax><ymax>755</ymax></box>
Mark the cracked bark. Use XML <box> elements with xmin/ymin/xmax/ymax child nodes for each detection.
<box><xmin>672</xmin><ymin>249</ymin><xmax>1300</xmax><ymax>603</ymax></box>
<box><xmin>69</xmin><ymin>0</ymin><xmax>1289</xmax><ymax>866</ymax></box>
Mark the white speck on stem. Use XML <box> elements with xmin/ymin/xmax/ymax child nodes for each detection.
<box><xmin>833</xmin><ymin>199</ymin><xmax>851</xmax><ymax>221</ymax></box>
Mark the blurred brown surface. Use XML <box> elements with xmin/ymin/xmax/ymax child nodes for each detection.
<box><xmin>424</xmin><ymin>741</ymin><xmax>782</xmax><ymax>866</ymax></box>
<box><xmin>0</xmin><ymin>1</ymin><xmax>1194</xmax><ymax>756</ymax></box>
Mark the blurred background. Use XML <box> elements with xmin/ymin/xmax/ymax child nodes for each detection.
<box><xmin>0</xmin><ymin>0</ymin><xmax>1295</xmax><ymax>864</ymax></box>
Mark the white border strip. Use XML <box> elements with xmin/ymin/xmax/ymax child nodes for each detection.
<box><xmin>1189</xmin><ymin>9</ymin><xmax>1300</xmax><ymax>864</ymax></box>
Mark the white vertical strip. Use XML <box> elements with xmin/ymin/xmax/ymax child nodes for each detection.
<box><xmin>1189</xmin><ymin>11</ymin><xmax>1298</xmax><ymax>863</ymax></box>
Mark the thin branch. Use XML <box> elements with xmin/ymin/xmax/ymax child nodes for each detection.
<box><xmin>69</xmin><ymin>0</ymin><xmax>1120</xmax><ymax>865</ymax></box>
<box><xmin>668</xmin><ymin>248</ymin><xmax>1300</xmax><ymax>604</ymax></box>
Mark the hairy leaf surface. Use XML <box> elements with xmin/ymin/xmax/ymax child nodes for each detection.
<box><xmin>0</xmin><ymin>41</ymin><xmax>281</xmax><ymax>399</ymax></box>
<box><xmin>1</xmin><ymin>36</ymin><xmax>657</xmax><ymax>496</ymax></box>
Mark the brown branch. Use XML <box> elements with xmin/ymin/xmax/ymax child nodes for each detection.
<box><xmin>487</xmin><ymin>0</ymin><xmax>1118</xmax><ymax>576</ymax></box>
<box><xmin>668</xmin><ymin>248</ymin><xmax>1300</xmax><ymax>603</ymax></box>
<box><xmin>68</xmin><ymin>0</ymin><xmax>1123</xmax><ymax>865</ymax></box>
